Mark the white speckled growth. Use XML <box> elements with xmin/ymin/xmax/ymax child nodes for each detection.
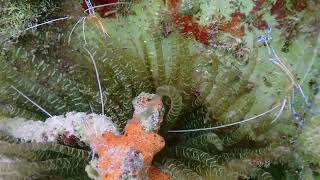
<box><xmin>0</xmin><ymin>112</ymin><xmax>119</xmax><ymax>143</ymax></box>
<box><xmin>132</xmin><ymin>92</ymin><xmax>158</xmax><ymax>115</ymax></box>
<box><xmin>132</xmin><ymin>92</ymin><xmax>163</xmax><ymax>132</ymax></box>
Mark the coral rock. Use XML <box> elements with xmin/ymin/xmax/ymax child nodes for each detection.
<box><xmin>148</xmin><ymin>167</ymin><xmax>171</xmax><ymax>180</ymax></box>
<box><xmin>93</xmin><ymin>118</ymin><xmax>166</xmax><ymax>179</ymax></box>
<box><xmin>90</xmin><ymin>93</ymin><xmax>167</xmax><ymax>179</ymax></box>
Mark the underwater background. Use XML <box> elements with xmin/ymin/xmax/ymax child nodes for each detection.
<box><xmin>0</xmin><ymin>0</ymin><xmax>320</xmax><ymax>179</ymax></box>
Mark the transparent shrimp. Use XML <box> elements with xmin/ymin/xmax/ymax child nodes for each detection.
<box><xmin>1</xmin><ymin>1</ymin><xmax>129</xmax><ymax>44</ymax></box>
<box><xmin>257</xmin><ymin>26</ymin><xmax>312</xmax><ymax>126</ymax></box>
<box><xmin>68</xmin><ymin>1</ymin><xmax>130</xmax><ymax>44</ymax></box>
<box><xmin>168</xmin><ymin>27</ymin><xmax>316</xmax><ymax>133</ymax></box>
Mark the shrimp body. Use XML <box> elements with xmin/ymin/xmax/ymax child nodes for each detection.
<box><xmin>258</xmin><ymin>27</ymin><xmax>312</xmax><ymax>126</ymax></box>
<box><xmin>83</xmin><ymin>0</ymin><xmax>119</xmax><ymax>18</ymax></box>
<box><xmin>86</xmin><ymin>15</ymin><xmax>110</xmax><ymax>37</ymax></box>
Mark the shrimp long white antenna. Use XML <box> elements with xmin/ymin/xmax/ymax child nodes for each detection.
<box><xmin>95</xmin><ymin>17</ymin><xmax>110</xmax><ymax>38</ymax></box>
<box><xmin>10</xmin><ymin>85</ymin><xmax>53</xmax><ymax>117</ymax></box>
<box><xmin>68</xmin><ymin>17</ymin><xmax>85</xmax><ymax>44</ymax></box>
<box><xmin>82</xmin><ymin>17</ymin><xmax>88</xmax><ymax>45</ymax></box>
<box><xmin>2</xmin><ymin>16</ymin><xmax>70</xmax><ymax>44</ymax></box>
<box><xmin>271</xmin><ymin>99</ymin><xmax>287</xmax><ymax>123</ymax></box>
<box><xmin>300</xmin><ymin>35</ymin><xmax>320</xmax><ymax>84</ymax></box>
<box><xmin>168</xmin><ymin>102</ymin><xmax>283</xmax><ymax>133</ymax></box>
<box><xmin>89</xmin><ymin>102</ymin><xmax>94</xmax><ymax>113</ymax></box>
<box><xmin>84</xmin><ymin>47</ymin><xmax>104</xmax><ymax>115</ymax></box>
<box><xmin>83</xmin><ymin>2</ymin><xmax>130</xmax><ymax>13</ymax></box>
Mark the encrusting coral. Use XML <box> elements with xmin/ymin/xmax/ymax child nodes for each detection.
<box><xmin>0</xmin><ymin>112</ymin><xmax>118</xmax><ymax>143</ymax></box>
<box><xmin>85</xmin><ymin>92</ymin><xmax>168</xmax><ymax>179</ymax></box>
<box><xmin>91</xmin><ymin>118</ymin><xmax>167</xmax><ymax>179</ymax></box>
<box><xmin>0</xmin><ymin>0</ymin><xmax>320</xmax><ymax>179</ymax></box>
<box><xmin>0</xmin><ymin>92</ymin><xmax>169</xmax><ymax>179</ymax></box>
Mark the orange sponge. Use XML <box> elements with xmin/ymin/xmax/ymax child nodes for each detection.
<box><xmin>89</xmin><ymin>93</ymin><xmax>169</xmax><ymax>179</ymax></box>
<box><xmin>148</xmin><ymin>167</ymin><xmax>171</xmax><ymax>180</ymax></box>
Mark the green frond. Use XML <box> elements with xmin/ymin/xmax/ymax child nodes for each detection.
<box><xmin>0</xmin><ymin>48</ymin><xmax>90</xmax><ymax>117</ymax></box>
<box><xmin>156</xmin><ymin>85</ymin><xmax>182</xmax><ymax>129</ymax></box>
<box><xmin>154</xmin><ymin>33</ymin><xmax>166</xmax><ymax>86</ymax></box>
<box><xmin>250</xmin><ymin>168</ymin><xmax>274</xmax><ymax>180</ymax></box>
<box><xmin>167</xmin><ymin>37</ymin><xmax>195</xmax><ymax>100</ymax></box>
<box><xmin>0</xmin><ymin>158</ymin><xmax>88</xmax><ymax>178</ymax></box>
<box><xmin>0</xmin><ymin>142</ymin><xmax>44</xmax><ymax>161</ymax></box>
<box><xmin>179</xmin><ymin>132</ymin><xmax>223</xmax><ymax>151</ymax></box>
<box><xmin>0</xmin><ymin>131</ymin><xmax>20</xmax><ymax>143</ymax></box>
<box><xmin>182</xmin><ymin>159</ymin><xmax>236</xmax><ymax>179</ymax></box>
<box><xmin>161</xmin><ymin>158</ymin><xmax>202</xmax><ymax>180</ymax></box>
<box><xmin>222</xmin><ymin>127</ymin><xmax>250</xmax><ymax>147</ymax></box>
<box><xmin>0</xmin><ymin>141</ymin><xmax>89</xmax><ymax>161</ymax></box>
<box><xmin>0</xmin><ymin>175</ymin><xmax>30</xmax><ymax>180</ymax></box>
<box><xmin>170</xmin><ymin>146</ymin><xmax>220</xmax><ymax>170</ymax></box>
<box><xmin>139</xmin><ymin>36</ymin><xmax>156</xmax><ymax>90</ymax></box>
<box><xmin>219</xmin><ymin>92</ymin><xmax>256</xmax><ymax>124</ymax></box>
<box><xmin>0</xmin><ymin>103</ymin><xmax>43</xmax><ymax>120</ymax></box>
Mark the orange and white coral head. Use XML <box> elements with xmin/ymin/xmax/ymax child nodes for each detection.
<box><xmin>132</xmin><ymin>92</ymin><xmax>164</xmax><ymax>132</ymax></box>
<box><xmin>91</xmin><ymin>118</ymin><xmax>166</xmax><ymax>180</ymax></box>
<box><xmin>85</xmin><ymin>92</ymin><xmax>167</xmax><ymax>180</ymax></box>
<box><xmin>132</xmin><ymin>92</ymin><xmax>162</xmax><ymax>115</ymax></box>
